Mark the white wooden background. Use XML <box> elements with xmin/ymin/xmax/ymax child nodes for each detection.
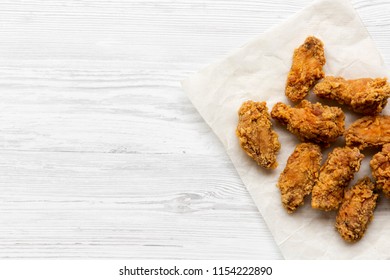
<box><xmin>0</xmin><ymin>0</ymin><xmax>390</xmax><ymax>259</ymax></box>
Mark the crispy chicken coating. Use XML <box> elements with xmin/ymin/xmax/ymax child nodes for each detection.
<box><xmin>370</xmin><ymin>144</ymin><xmax>390</xmax><ymax>198</ymax></box>
<box><xmin>285</xmin><ymin>36</ymin><xmax>326</xmax><ymax>102</ymax></box>
<box><xmin>271</xmin><ymin>100</ymin><xmax>345</xmax><ymax>146</ymax></box>
<box><xmin>345</xmin><ymin>115</ymin><xmax>390</xmax><ymax>150</ymax></box>
<box><xmin>335</xmin><ymin>177</ymin><xmax>378</xmax><ymax>242</ymax></box>
<box><xmin>311</xmin><ymin>147</ymin><xmax>364</xmax><ymax>211</ymax></box>
<box><xmin>313</xmin><ymin>76</ymin><xmax>390</xmax><ymax>115</ymax></box>
<box><xmin>277</xmin><ymin>143</ymin><xmax>322</xmax><ymax>213</ymax></box>
<box><xmin>236</xmin><ymin>100</ymin><xmax>280</xmax><ymax>169</ymax></box>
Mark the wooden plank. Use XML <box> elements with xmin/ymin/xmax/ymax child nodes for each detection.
<box><xmin>0</xmin><ymin>151</ymin><xmax>280</xmax><ymax>258</ymax></box>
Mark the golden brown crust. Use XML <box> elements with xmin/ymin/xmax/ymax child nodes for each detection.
<box><xmin>335</xmin><ymin>177</ymin><xmax>378</xmax><ymax>242</ymax></box>
<box><xmin>370</xmin><ymin>144</ymin><xmax>390</xmax><ymax>198</ymax></box>
<box><xmin>277</xmin><ymin>143</ymin><xmax>322</xmax><ymax>213</ymax></box>
<box><xmin>311</xmin><ymin>147</ymin><xmax>364</xmax><ymax>211</ymax></box>
<box><xmin>313</xmin><ymin>76</ymin><xmax>390</xmax><ymax>115</ymax></box>
<box><xmin>270</xmin><ymin>100</ymin><xmax>344</xmax><ymax>146</ymax></box>
<box><xmin>345</xmin><ymin>116</ymin><xmax>390</xmax><ymax>150</ymax></box>
<box><xmin>236</xmin><ymin>100</ymin><xmax>280</xmax><ymax>169</ymax></box>
<box><xmin>285</xmin><ymin>36</ymin><xmax>326</xmax><ymax>102</ymax></box>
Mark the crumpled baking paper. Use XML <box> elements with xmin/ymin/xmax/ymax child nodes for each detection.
<box><xmin>182</xmin><ymin>0</ymin><xmax>390</xmax><ymax>259</ymax></box>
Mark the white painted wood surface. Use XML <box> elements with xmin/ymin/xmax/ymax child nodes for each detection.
<box><xmin>0</xmin><ymin>0</ymin><xmax>389</xmax><ymax>259</ymax></box>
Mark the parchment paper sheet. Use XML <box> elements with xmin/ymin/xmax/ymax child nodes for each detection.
<box><xmin>182</xmin><ymin>0</ymin><xmax>390</xmax><ymax>259</ymax></box>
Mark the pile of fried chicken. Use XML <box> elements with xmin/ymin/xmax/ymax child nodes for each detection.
<box><xmin>236</xmin><ymin>36</ymin><xmax>390</xmax><ymax>243</ymax></box>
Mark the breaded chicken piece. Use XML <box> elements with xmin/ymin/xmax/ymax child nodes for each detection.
<box><xmin>271</xmin><ymin>100</ymin><xmax>344</xmax><ymax>146</ymax></box>
<box><xmin>370</xmin><ymin>144</ymin><xmax>390</xmax><ymax>198</ymax></box>
<box><xmin>311</xmin><ymin>147</ymin><xmax>364</xmax><ymax>211</ymax></box>
<box><xmin>335</xmin><ymin>177</ymin><xmax>378</xmax><ymax>242</ymax></box>
<box><xmin>236</xmin><ymin>101</ymin><xmax>280</xmax><ymax>169</ymax></box>
<box><xmin>285</xmin><ymin>36</ymin><xmax>326</xmax><ymax>102</ymax></box>
<box><xmin>277</xmin><ymin>143</ymin><xmax>322</xmax><ymax>213</ymax></box>
<box><xmin>313</xmin><ymin>76</ymin><xmax>390</xmax><ymax>115</ymax></box>
<box><xmin>345</xmin><ymin>115</ymin><xmax>390</xmax><ymax>150</ymax></box>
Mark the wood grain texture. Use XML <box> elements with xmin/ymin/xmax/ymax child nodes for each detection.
<box><xmin>0</xmin><ymin>0</ymin><xmax>389</xmax><ymax>259</ymax></box>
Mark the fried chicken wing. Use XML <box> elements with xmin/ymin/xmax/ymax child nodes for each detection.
<box><xmin>236</xmin><ymin>100</ymin><xmax>280</xmax><ymax>169</ymax></box>
<box><xmin>370</xmin><ymin>143</ymin><xmax>390</xmax><ymax>198</ymax></box>
<box><xmin>345</xmin><ymin>115</ymin><xmax>390</xmax><ymax>150</ymax></box>
<box><xmin>311</xmin><ymin>147</ymin><xmax>364</xmax><ymax>211</ymax></box>
<box><xmin>271</xmin><ymin>100</ymin><xmax>344</xmax><ymax>146</ymax></box>
<box><xmin>313</xmin><ymin>76</ymin><xmax>390</xmax><ymax>115</ymax></box>
<box><xmin>335</xmin><ymin>177</ymin><xmax>378</xmax><ymax>242</ymax></box>
<box><xmin>285</xmin><ymin>36</ymin><xmax>326</xmax><ymax>102</ymax></box>
<box><xmin>277</xmin><ymin>143</ymin><xmax>322</xmax><ymax>213</ymax></box>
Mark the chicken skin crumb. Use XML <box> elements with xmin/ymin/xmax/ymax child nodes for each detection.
<box><xmin>277</xmin><ymin>143</ymin><xmax>322</xmax><ymax>213</ymax></box>
<box><xmin>346</xmin><ymin>115</ymin><xmax>390</xmax><ymax>150</ymax></box>
<box><xmin>285</xmin><ymin>36</ymin><xmax>326</xmax><ymax>102</ymax></box>
<box><xmin>236</xmin><ymin>100</ymin><xmax>280</xmax><ymax>169</ymax></box>
<box><xmin>311</xmin><ymin>147</ymin><xmax>364</xmax><ymax>211</ymax></box>
<box><xmin>271</xmin><ymin>100</ymin><xmax>344</xmax><ymax>147</ymax></box>
<box><xmin>313</xmin><ymin>76</ymin><xmax>390</xmax><ymax>115</ymax></box>
<box><xmin>335</xmin><ymin>177</ymin><xmax>378</xmax><ymax>242</ymax></box>
<box><xmin>370</xmin><ymin>144</ymin><xmax>390</xmax><ymax>198</ymax></box>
